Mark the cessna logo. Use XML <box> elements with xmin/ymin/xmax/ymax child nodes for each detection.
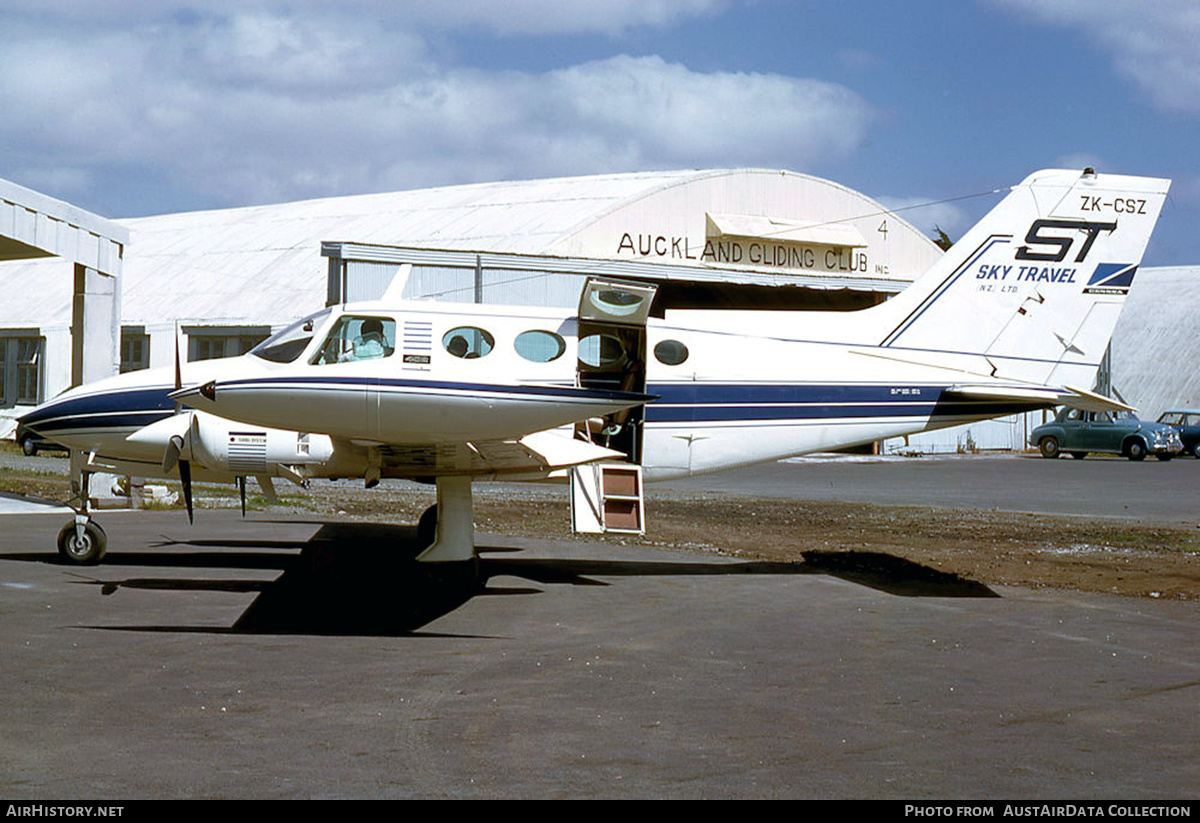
<box><xmin>1015</xmin><ymin>219</ymin><xmax>1117</xmax><ymax>263</ymax></box>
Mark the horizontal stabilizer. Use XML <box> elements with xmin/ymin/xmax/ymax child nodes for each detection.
<box><xmin>1055</xmin><ymin>384</ymin><xmax>1135</xmax><ymax>413</ymax></box>
<box><xmin>946</xmin><ymin>383</ymin><xmax>1133</xmax><ymax>413</ymax></box>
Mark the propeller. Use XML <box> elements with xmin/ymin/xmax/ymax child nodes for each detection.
<box><xmin>178</xmin><ymin>456</ymin><xmax>194</xmax><ymax>524</ymax></box>
<box><xmin>165</xmin><ymin>326</ymin><xmax>195</xmax><ymax>524</ymax></box>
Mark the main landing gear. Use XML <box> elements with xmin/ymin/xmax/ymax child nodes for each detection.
<box><xmin>413</xmin><ymin>475</ymin><xmax>479</xmax><ymax>581</ymax></box>
<box><xmin>56</xmin><ymin>451</ymin><xmax>106</xmax><ymax>565</ymax></box>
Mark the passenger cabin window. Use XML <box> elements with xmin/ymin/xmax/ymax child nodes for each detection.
<box><xmin>515</xmin><ymin>330</ymin><xmax>566</xmax><ymax>363</ymax></box>
<box><xmin>653</xmin><ymin>339</ymin><xmax>689</xmax><ymax>366</ymax></box>
<box><xmin>443</xmin><ymin>327</ymin><xmax>494</xmax><ymax>359</ymax></box>
<box><xmin>311</xmin><ymin>316</ymin><xmax>396</xmax><ymax>365</ymax></box>
<box><xmin>587</xmin><ymin>287</ymin><xmax>647</xmax><ymax>318</ymax></box>
<box><xmin>577</xmin><ymin>333</ymin><xmax>626</xmax><ymax>368</ymax></box>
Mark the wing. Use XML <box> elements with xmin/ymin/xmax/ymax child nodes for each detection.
<box><xmin>376</xmin><ymin>427</ymin><xmax>625</xmax><ymax>478</ymax></box>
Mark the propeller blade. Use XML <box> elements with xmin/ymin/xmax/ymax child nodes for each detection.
<box><xmin>173</xmin><ymin>323</ymin><xmax>183</xmax><ymax>414</ymax></box>
<box><xmin>179</xmin><ymin>459</ymin><xmax>194</xmax><ymax>524</ymax></box>
<box><xmin>163</xmin><ymin>434</ymin><xmax>183</xmax><ymax>474</ymax></box>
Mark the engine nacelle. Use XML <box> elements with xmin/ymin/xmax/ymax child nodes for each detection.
<box><xmin>187</xmin><ymin>412</ymin><xmax>337</xmax><ymax>479</ymax></box>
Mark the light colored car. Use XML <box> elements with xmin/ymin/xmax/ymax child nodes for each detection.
<box><xmin>1030</xmin><ymin>408</ymin><xmax>1183</xmax><ymax>461</ymax></box>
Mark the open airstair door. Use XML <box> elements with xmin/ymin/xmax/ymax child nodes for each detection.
<box><xmin>570</xmin><ymin>278</ymin><xmax>656</xmax><ymax>535</ymax></box>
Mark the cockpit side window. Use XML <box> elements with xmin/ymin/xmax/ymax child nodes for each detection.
<box><xmin>311</xmin><ymin>316</ymin><xmax>396</xmax><ymax>365</ymax></box>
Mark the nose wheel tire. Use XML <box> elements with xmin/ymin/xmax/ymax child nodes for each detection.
<box><xmin>57</xmin><ymin>521</ymin><xmax>107</xmax><ymax>565</ymax></box>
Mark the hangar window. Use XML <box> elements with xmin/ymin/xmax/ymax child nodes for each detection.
<box><xmin>443</xmin><ymin>327</ymin><xmax>494</xmax><ymax>359</ymax></box>
<box><xmin>515</xmin><ymin>330</ymin><xmax>566</xmax><ymax>363</ymax></box>
<box><xmin>185</xmin><ymin>326</ymin><xmax>271</xmax><ymax>362</ymax></box>
<box><xmin>653</xmin><ymin>340</ymin><xmax>689</xmax><ymax>366</ymax></box>
<box><xmin>120</xmin><ymin>328</ymin><xmax>150</xmax><ymax>373</ymax></box>
<box><xmin>0</xmin><ymin>334</ymin><xmax>44</xmax><ymax>407</ymax></box>
<box><xmin>311</xmin><ymin>315</ymin><xmax>396</xmax><ymax>365</ymax></box>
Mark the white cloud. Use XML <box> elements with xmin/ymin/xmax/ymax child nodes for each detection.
<box><xmin>991</xmin><ymin>0</ymin><xmax>1200</xmax><ymax>114</ymax></box>
<box><xmin>7</xmin><ymin>0</ymin><xmax>731</xmax><ymax>38</ymax></box>
<box><xmin>406</xmin><ymin>0</ymin><xmax>731</xmax><ymax>36</ymax></box>
<box><xmin>0</xmin><ymin>8</ymin><xmax>873</xmax><ymax>212</ymax></box>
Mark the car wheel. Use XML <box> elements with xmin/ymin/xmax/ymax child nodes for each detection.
<box><xmin>1038</xmin><ymin>437</ymin><xmax>1060</xmax><ymax>459</ymax></box>
<box><xmin>20</xmin><ymin>437</ymin><xmax>37</xmax><ymax>457</ymax></box>
<box><xmin>1069</xmin><ymin>451</ymin><xmax>1087</xmax><ymax>459</ymax></box>
<box><xmin>1126</xmin><ymin>439</ymin><xmax>1147</xmax><ymax>461</ymax></box>
<box><xmin>1192</xmin><ymin>443</ymin><xmax>1200</xmax><ymax>459</ymax></box>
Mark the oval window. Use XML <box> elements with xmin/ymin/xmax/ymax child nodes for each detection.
<box><xmin>587</xmin><ymin>288</ymin><xmax>645</xmax><ymax>317</ymax></box>
<box><xmin>443</xmin><ymin>326</ymin><xmax>495</xmax><ymax>359</ymax></box>
<box><xmin>515</xmin><ymin>330</ymin><xmax>566</xmax><ymax>363</ymax></box>
<box><xmin>577</xmin><ymin>334</ymin><xmax>626</xmax><ymax>368</ymax></box>
<box><xmin>654</xmin><ymin>339</ymin><xmax>689</xmax><ymax>366</ymax></box>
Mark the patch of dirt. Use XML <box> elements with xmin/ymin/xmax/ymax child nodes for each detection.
<box><xmin>295</xmin><ymin>481</ymin><xmax>1200</xmax><ymax>601</ymax></box>
<box><xmin>5</xmin><ymin>450</ymin><xmax>1198</xmax><ymax>600</ymax></box>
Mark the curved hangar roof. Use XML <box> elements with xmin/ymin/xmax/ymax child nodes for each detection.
<box><xmin>2</xmin><ymin>169</ymin><xmax>943</xmax><ymax>329</ymax></box>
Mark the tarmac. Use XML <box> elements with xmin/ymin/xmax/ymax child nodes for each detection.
<box><xmin>1</xmin><ymin>493</ymin><xmax>1198</xmax><ymax>799</ymax></box>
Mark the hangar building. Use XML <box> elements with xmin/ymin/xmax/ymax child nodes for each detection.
<box><xmin>0</xmin><ymin>179</ymin><xmax>127</xmax><ymax>411</ymax></box>
<box><xmin>0</xmin><ymin>168</ymin><xmax>942</xmax><ymax>421</ymax></box>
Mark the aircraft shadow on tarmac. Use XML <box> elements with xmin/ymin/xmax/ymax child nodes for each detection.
<box><xmin>6</xmin><ymin>520</ymin><xmax>997</xmax><ymax>636</ymax></box>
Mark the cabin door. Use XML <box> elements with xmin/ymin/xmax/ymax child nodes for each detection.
<box><xmin>570</xmin><ymin>278</ymin><xmax>656</xmax><ymax>535</ymax></box>
<box><xmin>574</xmin><ymin>278</ymin><xmax>656</xmax><ymax>465</ymax></box>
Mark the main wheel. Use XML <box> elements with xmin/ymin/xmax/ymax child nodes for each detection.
<box><xmin>57</xmin><ymin>521</ymin><xmax>107</xmax><ymax>565</ymax></box>
<box><xmin>1126</xmin><ymin>440</ymin><xmax>1147</xmax><ymax>461</ymax></box>
<box><xmin>1038</xmin><ymin>437</ymin><xmax>1060</xmax><ymax>459</ymax></box>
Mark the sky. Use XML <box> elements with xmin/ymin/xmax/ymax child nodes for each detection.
<box><xmin>2</xmin><ymin>0</ymin><xmax>1197</xmax><ymax>266</ymax></box>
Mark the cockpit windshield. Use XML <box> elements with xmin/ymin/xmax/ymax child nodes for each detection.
<box><xmin>249</xmin><ymin>309</ymin><xmax>332</xmax><ymax>363</ymax></box>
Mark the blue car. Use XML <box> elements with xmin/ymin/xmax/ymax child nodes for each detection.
<box><xmin>1029</xmin><ymin>408</ymin><xmax>1183</xmax><ymax>461</ymax></box>
<box><xmin>1156</xmin><ymin>410</ymin><xmax>1200</xmax><ymax>458</ymax></box>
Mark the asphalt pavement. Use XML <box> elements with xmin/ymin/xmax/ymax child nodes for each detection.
<box><xmin>1</xmin><ymin>493</ymin><xmax>1198</xmax><ymax>799</ymax></box>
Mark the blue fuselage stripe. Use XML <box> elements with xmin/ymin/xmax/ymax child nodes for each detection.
<box><xmin>23</xmin><ymin>380</ymin><xmax>1039</xmax><ymax>436</ymax></box>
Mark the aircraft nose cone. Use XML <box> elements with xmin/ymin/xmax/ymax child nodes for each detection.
<box><xmin>16</xmin><ymin>401</ymin><xmax>53</xmax><ymax>434</ymax></box>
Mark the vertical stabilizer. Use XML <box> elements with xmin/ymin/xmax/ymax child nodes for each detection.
<box><xmin>875</xmin><ymin>169</ymin><xmax>1169</xmax><ymax>388</ymax></box>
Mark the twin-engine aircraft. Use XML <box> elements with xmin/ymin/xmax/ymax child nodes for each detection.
<box><xmin>20</xmin><ymin>168</ymin><xmax>1170</xmax><ymax>567</ymax></box>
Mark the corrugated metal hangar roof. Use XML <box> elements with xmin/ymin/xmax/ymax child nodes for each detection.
<box><xmin>0</xmin><ymin>168</ymin><xmax>943</xmax><ymax>332</ymax></box>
